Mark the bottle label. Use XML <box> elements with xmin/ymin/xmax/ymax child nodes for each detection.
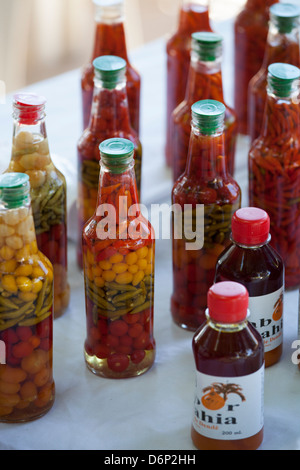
<box><xmin>248</xmin><ymin>286</ymin><xmax>283</xmax><ymax>353</ymax></box>
<box><xmin>192</xmin><ymin>366</ymin><xmax>264</xmax><ymax>440</ymax></box>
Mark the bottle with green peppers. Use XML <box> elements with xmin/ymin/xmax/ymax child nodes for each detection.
<box><xmin>5</xmin><ymin>93</ymin><xmax>69</xmax><ymax>319</ymax></box>
<box><xmin>0</xmin><ymin>173</ymin><xmax>55</xmax><ymax>422</ymax></box>
<box><xmin>77</xmin><ymin>55</ymin><xmax>142</xmax><ymax>269</ymax></box>
<box><xmin>171</xmin><ymin>100</ymin><xmax>241</xmax><ymax>331</ymax></box>
<box><xmin>82</xmin><ymin>138</ymin><xmax>155</xmax><ymax>378</ymax></box>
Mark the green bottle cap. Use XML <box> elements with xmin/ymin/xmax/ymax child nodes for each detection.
<box><xmin>270</xmin><ymin>3</ymin><xmax>300</xmax><ymax>34</ymax></box>
<box><xmin>99</xmin><ymin>138</ymin><xmax>134</xmax><ymax>173</ymax></box>
<box><xmin>0</xmin><ymin>173</ymin><xmax>30</xmax><ymax>209</ymax></box>
<box><xmin>191</xmin><ymin>99</ymin><xmax>225</xmax><ymax>135</ymax></box>
<box><xmin>93</xmin><ymin>55</ymin><xmax>126</xmax><ymax>89</ymax></box>
<box><xmin>191</xmin><ymin>32</ymin><xmax>223</xmax><ymax>62</ymax></box>
<box><xmin>268</xmin><ymin>62</ymin><xmax>300</xmax><ymax>98</ymax></box>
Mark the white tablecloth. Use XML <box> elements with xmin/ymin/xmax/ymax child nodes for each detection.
<box><xmin>0</xmin><ymin>20</ymin><xmax>299</xmax><ymax>451</ymax></box>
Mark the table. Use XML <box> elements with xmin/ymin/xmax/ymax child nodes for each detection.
<box><xmin>0</xmin><ymin>20</ymin><xmax>299</xmax><ymax>451</ymax></box>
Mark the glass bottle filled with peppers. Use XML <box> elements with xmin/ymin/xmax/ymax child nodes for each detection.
<box><xmin>234</xmin><ymin>0</ymin><xmax>278</xmax><ymax>135</ymax></box>
<box><xmin>77</xmin><ymin>55</ymin><xmax>142</xmax><ymax>269</ymax></box>
<box><xmin>172</xmin><ymin>32</ymin><xmax>237</xmax><ymax>182</ymax></box>
<box><xmin>0</xmin><ymin>173</ymin><xmax>55</xmax><ymax>422</ymax></box>
<box><xmin>248</xmin><ymin>3</ymin><xmax>300</xmax><ymax>143</ymax></box>
<box><xmin>249</xmin><ymin>63</ymin><xmax>300</xmax><ymax>289</ymax></box>
<box><xmin>171</xmin><ymin>100</ymin><xmax>241</xmax><ymax>331</ymax></box>
<box><xmin>82</xmin><ymin>138</ymin><xmax>155</xmax><ymax>378</ymax></box>
<box><xmin>81</xmin><ymin>0</ymin><xmax>140</xmax><ymax>134</ymax></box>
<box><xmin>166</xmin><ymin>0</ymin><xmax>213</xmax><ymax>167</ymax></box>
<box><xmin>6</xmin><ymin>94</ymin><xmax>69</xmax><ymax>319</ymax></box>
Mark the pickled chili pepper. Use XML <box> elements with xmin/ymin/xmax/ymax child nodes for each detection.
<box><xmin>0</xmin><ymin>173</ymin><xmax>55</xmax><ymax>422</ymax></box>
<box><xmin>166</xmin><ymin>0</ymin><xmax>213</xmax><ymax>167</ymax></box>
<box><xmin>81</xmin><ymin>0</ymin><xmax>140</xmax><ymax>134</ymax></box>
<box><xmin>248</xmin><ymin>63</ymin><xmax>300</xmax><ymax>289</ymax></box>
<box><xmin>6</xmin><ymin>94</ymin><xmax>70</xmax><ymax>319</ymax></box>
<box><xmin>171</xmin><ymin>100</ymin><xmax>241</xmax><ymax>331</ymax></box>
<box><xmin>191</xmin><ymin>282</ymin><xmax>264</xmax><ymax>450</ymax></box>
<box><xmin>215</xmin><ymin>207</ymin><xmax>284</xmax><ymax>368</ymax></box>
<box><xmin>82</xmin><ymin>138</ymin><xmax>155</xmax><ymax>379</ymax></box>
<box><xmin>171</xmin><ymin>32</ymin><xmax>237</xmax><ymax>182</ymax></box>
<box><xmin>248</xmin><ymin>3</ymin><xmax>300</xmax><ymax>143</ymax></box>
<box><xmin>234</xmin><ymin>0</ymin><xmax>278</xmax><ymax>135</ymax></box>
<box><xmin>77</xmin><ymin>56</ymin><xmax>142</xmax><ymax>269</ymax></box>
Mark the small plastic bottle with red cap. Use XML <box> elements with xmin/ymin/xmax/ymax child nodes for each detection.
<box><xmin>191</xmin><ymin>281</ymin><xmax>264</xmax><ymax>450</ymax></box>
<box><xmin>215</xmin><ymin>206</ymin><xmax>284</xmax><ymax>367</ymax></box>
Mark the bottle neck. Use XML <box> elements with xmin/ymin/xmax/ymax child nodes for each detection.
<box><xmin>12</xmin><ymin>106</ymin><xmax>50</xmax><ymax>155</ymax></box>
<box><xmin>185</xmin><ymin>54</ymin><xmax>223</xmax><ymax>102</ymax></box>
<box><xmin>246</xmin><ymin>0</ymin><xmax>277</xmax><ymax>11</ymax></box>
<box><xmin>89</xmin><ymin>78</ymin><xmax>132</xmax><ymax>133</ymax></box>
<box><xmin>262</xmin><ymin>23</ymin><xmax>300</xmax><ymax>68</ymax></box>
<box><xmin>262</xmin><ymin>91</ymin><xmax>300</xmax><ymax>139</ymax></box>
<box><xmin>206</xmin><ymin>312</ymin><xmax>248</xmax><ymax>333</ymax></box>
<box><xmin>92</xmin><ymin>3</ymin><xmax>128</xmax><ymax>61</ymax></box>
<box><xmin>185</xmin><ymin>123</ymin><xmax>227</xmax><ymax>179</ymax></box>
<box><xmin>178</xmin><ymin>1</ymin><xmax>211</xmax><ymax>34</ymax></box>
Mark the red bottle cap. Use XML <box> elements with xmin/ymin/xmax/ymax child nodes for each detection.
<box><xmin>231</xmin><ymin>207</ymin><xmax>270</xmax><ymax>245</ymax></box>
<box><xmin>207</xmin><ymin>281</ymin><xmax>249</xmax><ymax>323</ymax></box>
<box><xmin>13</xmin><ymin>93</ymin><xmax>46</xmax><ymax>125</ymax></box>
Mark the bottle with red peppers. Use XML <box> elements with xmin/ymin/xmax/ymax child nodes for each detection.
<box><xmin>77</xmin><ymin>55</ymin><xmax>142</xmax><ymax>269</ymax></box>
<box><xmin>215</xmin><ymin>207</ymin><xmax>284</xmax><ymax>367</ymax></box>
<box><xmin>82</xmin><ymin>138</ymin><xmax>155</xmax><ymax>378</ymax></box>
<box><xmin>166</xmin><ymin>0</ymin><xmax>213</xmax><ymax>167</ymax></box>
<box><xmin>81</xmin><ymin>0</ymin><xmax>140</xmax><ymax>134</ymax></box>
<box><xmin>234</xmin><ymin>0</ymin><xmax>278</xmax><ymax>135</ymax></box>
<box><xmin>5</xmin><ymin>93</ymin><xmax>70</xmax><ymax>319</ymax></box>
<box><xmin>171</xmin><ymin>32</ymin><xmax>237</xmax><ymax>182</ymax></box>
<box><xmin>248</xmin><ymin>63</ymin><xmax>300</xmax><ymax>289</ymax></box>
<box><xmin>248</xmin><ymin>2</ymin><xmax>300</xmax><ymax>143</ymax></box>
<box><xmin>171</xmin><ymin>100</ymin><xmax>241</xmax><ymax>331</ymax></box>
<box><xmin>0</xmin><ymin>173</ymin><xmax>55</xmax><ymax>422</ymax></box>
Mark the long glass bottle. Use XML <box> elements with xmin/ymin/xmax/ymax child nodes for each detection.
<box><xmin>248</xmin><ymin>63</ymin><xmax>300</xmax><ymax>289</ymax></box>
<box><xmin>81</xmin><ymin>0</ymin><xmax>140</xmax><ymax>134</ymax></box>
<box><xmin>165</xmin><ymin>0</ymin><xmax>213</xmax><ymax>166</ymax></box>
<box><xmin>248</xmin><ymin>3</ymin><xmax>300</xmax><ymax>143</ymax></box>
<box><xmin>0</xmin><ymin>173</ymin><xmax>55</xmax><ymax>422</ymax></box>
<box><xmin>6</xmin><ymin>94</ymin><xmax>69</xmax><ymax>319</ymax></box>
<box><xmin>191</xmin><ymin>281</ymin><xmax>264</xmax><ymax>450</ymax></box>
<box><xmin>171</xmin><ymin>100</ymin><xmax>241</xmax><ymax>331</ymax></box>
<box><xmin>172</xmin><ymin>32</ymin><xmax>237</xmax><ymax>182</ymax></box>
<box><xmin>77</xmin><ymin>55</ymin><xmax>142</xmax><ymax>269</ymax></box>
<box><xmin>234</xmin><ymin>0</ymin><xmax>278</xmax><ymax>134</ymax></box>
<box><xmin>82</xmin><ymin>138</ymin><xmax>155</xmax><ymax>378</ymax></box>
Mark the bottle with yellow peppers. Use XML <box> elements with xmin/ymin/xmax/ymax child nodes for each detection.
<box><xmin>0</xmin><ymin>173</ymin><xmax>55</xmax><ymax>422</ymax></box>
<box><xmin>171</xmin><ymin>100</ymin><xmax>241</xmax><ymax>331</ymax></box>
<box><xmin>6</xmin><ymin>94</ymin><xmax>69</xmax><ymax>318</ymax></box>
<box><xmin>82</xmin><ymin>138</ymin><xmax>155</xmax><ymax>378</ymax></box>
<box><xmin>77</xmin><ymin>56</ymin><xmax>142</xmax><ymax>269</ymax></box>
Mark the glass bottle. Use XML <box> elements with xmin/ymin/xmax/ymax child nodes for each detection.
<box><xmin>191</xmin><ymin>281</ymin><xmax>264</xmax><ymax>450</ymax></box>
<box><xmin>215</xmin><ymin>207</ymin><xmax>284</xmax><ymax>367</ymax></box>
<box><xmin>77</xmin><ymin>55</ymin><xmax>142</xmax><ymax>269</ymax></box>
<box><xmin>165</xmin><ymin>0</ymin><xmax>213</xmax><ymax>166</ymax></box>
<box><xmin>248</xmin><ymin>3</ymin><xmax>300</xmax><ymax>143</ymax></box>
<box><xmin>172</xmin><ymin>32</ymin><xmax>237</xmax><ymax>182</ymax></box>
<box><xmin>0</xmin><ymin>173</ymin><xmax>55</xmax><ymax>422</ymax></box>
<box><xmin>6</xmin><ymin>93</ymin><xmax>69</xmax><ymax>319</ymax></box>
<box><xmin>248</xmin><ymin>63</ymin><xmax>300</xmax><ymax>289</ymax></box>
<box><xmin>234</xmin><ymin>0</ymin><xmax>278</xmax><ymax>135</ymax></box>
<box><xmin>81</xmin><ymin>0</ymin><xmax>140</xmax><ymax>134</ymax></box>
<box><xmin>82</xmin><ymin>138</ymin><xmax>155</xmax><ymax>378</ymax></box>
<box><xmin>171</xmin><ymin>100</ymin><xmax>241</xmax><ymax>331</ymax></box>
